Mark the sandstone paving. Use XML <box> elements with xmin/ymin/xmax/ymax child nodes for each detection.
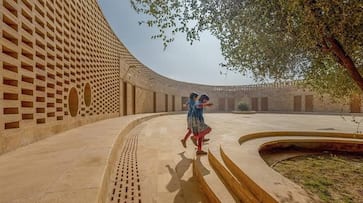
<box><xmin>0</xmin><ymin>113</ymin><xmax>362</xmax><ymax>203</ymax></box>
<box><xmin>135</xmin><ymin>118</ymin><xmax>203</xmax><ymax>203</ymax></box>
<box><xmin>0</xmin><ymin>113</ymin><xmax>159</xmax><ymax>203</ymax></box>
<box><xmin>130</xmin><ymin>113</ymin><xmax>362</xmax><ymax>202</ymax></box>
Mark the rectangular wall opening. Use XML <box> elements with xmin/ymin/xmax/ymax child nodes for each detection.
<box><xmin>172</xmin><ymin>95</ymin><xmax>175</xmax><ymax>111</ymax></box>
<box><xmin>123</xmin><ymin>82</ymin><xmax>127</xmax><ymax>115</ymax></box>
<box><xmin>181</xmin><ymin>96</ymin><xmax>188</xmax><ymax>111</ymax></box>
<box><xmin>293</xmin><ymin>95</ymin><xmax>302</xmax><ymax>112</ymax></box>
<box><xmin>261</xmin><ymin>97</ymin><xmax>268</xmax><ymax>111</ymax></box>
<box><xmin>165</xmin><ymin>94</ymin><xmax>168</xmax><ymax>112</ymax></box>
<box><xmin>132</xmin><ymin>85</ymin><xmax>136</xmax><ymax>114</ymax></box>
<box><xmin>251</xmin><ymin>97</ymin><xmax>258</xmax><ymax>111</ymax></box>
<box><xmin>350</xmin><ymin>94</ymin><xmax>361</xmax><ymax>113</ymax></box>
<box><xmin>305</xmin><ymin>95</ymin><xmax>313</xmax><ymax>112</ymax></box>
<box><xmin>227</xmin><ymin>98</ymin><xmax>235</xmax><ymax>111</ymax></box>
<box><xmin>218</xmin><ymin>98</ymin><xmax>225</xmax><ymax>111</ymax></box>
<box><xmin>153</xmin><ymin>92</ymin><xmax>157</xmax><ymax>113</ymax></box>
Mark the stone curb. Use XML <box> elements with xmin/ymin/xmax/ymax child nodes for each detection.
<box><xmin>224</xmin><ymin>131</ymin><xmax>363</xmax><ymax>202</ymax></box>
<box><xmin>239</xmin><ymin>131</ymin><xmax>363</xmax><ymax>144</ymax></box>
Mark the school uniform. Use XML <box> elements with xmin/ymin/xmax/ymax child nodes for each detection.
<box><xmin>191</xmin><ymin>101</ymin><xmax>211</xmax><ymax>152</ymax></box>
<box><xmin>191</xmin><ymin>101</ymin><xmax>210</xmax><ymax>134</ymax></box>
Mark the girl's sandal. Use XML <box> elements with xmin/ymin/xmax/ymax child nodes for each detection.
<box><xmin>196</xmin><ymin>150</ymin><xmax>207</xmax><ymax>155</ymax></box>
<box><xmin>180</xmin><ymin>139</ymin><xmax>187</xmax><ymax>148</ymax></box>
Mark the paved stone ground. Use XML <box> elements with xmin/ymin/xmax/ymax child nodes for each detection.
<box><xmin>136</xmin><ymin>120</ymin><xmax>203</xmax><ymax>203</ymax></box>
<box><xmin>0</xmin><ymin>113</ymin><xmax>361</xmax><ymax>203</ymax></box>
<box><xmin>0</xmin><ymin>114</ymin><xmax>161</xmax><ymax>203</ymax></box>
<box><xmin>126</xmin><ymin>113</ymin><xmax>361</xmax><ymax>203</ymax></box>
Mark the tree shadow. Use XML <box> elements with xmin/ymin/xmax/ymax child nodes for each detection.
<box><xmin>165</xmin><ymin>152</ymin><xmax>207</xmax><ymax>203</ymax></box>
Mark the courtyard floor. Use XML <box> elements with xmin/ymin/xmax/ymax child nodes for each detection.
<box><xmin>0</xmin><ymin>113</ymin><xmax>361</xmax><ymax>203</ymax></box>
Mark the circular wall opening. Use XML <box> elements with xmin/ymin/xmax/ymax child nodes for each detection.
<box><xmin>68</xmin><ymin>87</ymin><xmax>79</xmax><ymax>117</ymax></box>
<box><xmin>84</xmin><ymin>83</ymin><xmax>92</xmax><ymax>107</ymax></box>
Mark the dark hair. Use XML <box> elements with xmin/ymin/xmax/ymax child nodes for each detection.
<box><xmin>199</xmin><ymin>94</ymin><xmax>209</xmax><ymax>102</ymax></box>
<box><xmin>189</xmin><ymin>92</ymin><xmax>199</xmax><ymax>99</ymax></box>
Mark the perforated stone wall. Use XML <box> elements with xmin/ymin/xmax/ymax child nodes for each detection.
<box><xmin>0</xmin><ymin>0</ymin><xmax>123</xmax><ymax>153</ymax></box>
<box><xmin>0</xmin><ymin>0</ymin><xmax>186</xmax><ymax>154</ymax></box>
<box><xmin>0</xmin><ymin>0</ymin><xmax>358</xmax><ymax>154</ymax></box>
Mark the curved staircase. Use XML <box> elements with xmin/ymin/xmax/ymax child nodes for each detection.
<box><xmin>193</xmin><ymin>131</ymin><xmax>363</xmax><ymax>203</ymax></box>
<box><xmin>193</xmin><ymin>146</ymin><xmax>275</xmax><ymax>203</ymax></box>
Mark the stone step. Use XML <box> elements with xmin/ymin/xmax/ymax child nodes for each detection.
<box><xmin>193</xmin><ymin>154</ymin><xmax>237</xmax><ymax>203</ymax></box>
<box><xmin>220</xmin><ymin>146</ymin><xmax>278</xmax><ymax>203</ymax></box>
<box><xmin>208</xmin><ymin>147</ymin><xmax>259</xmax><ymax>203</ymax></box>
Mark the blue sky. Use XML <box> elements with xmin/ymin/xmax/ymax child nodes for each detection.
<box><xmin>97</xmin><ymin>0</ymin><xmax>255</xmax><ymax>85</ymax></box>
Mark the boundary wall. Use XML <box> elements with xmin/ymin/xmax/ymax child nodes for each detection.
<box><xmin>0</xmin><ymin>0</ymin><xmax>359</xmax><ymax>154</ymax></box>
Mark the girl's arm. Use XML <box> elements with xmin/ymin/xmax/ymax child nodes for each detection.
<box><xmin>196</xmin><ymin>102</ymin><xmax>213</xmax><ymax>108</ymax></box>
<box><xmin>183</xmin><ymin>101</ymin><xmax>189</xmax><ymax>108</ymax></box>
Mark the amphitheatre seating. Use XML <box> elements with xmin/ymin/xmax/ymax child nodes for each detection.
<box><xmin>193</xmin><ymin>131</ymin><xmax>363</xmax><ymax>203</ymax></box>
<box><xmin>0</xmin><ymin>113</ymin><xmax>171</xmax><ymax>203</ymax></box>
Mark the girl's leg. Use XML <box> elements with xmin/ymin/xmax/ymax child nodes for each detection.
<box><xmin>191</xmin><ymin>133</ymin><xmax>198</xmax><ymax>146</ymax></box>
<box><xmin>194</xmin><ymin>133</ymin><xmax>210</xmax><ymax>142</ymax></box>
<box><xmin>197</xmin><ymin>127</ymin><xmax>211</xmax><ymax>153</ymax></box>
<box><xmin>181</xmin><ymin>128</ymin><xmax>192</xmax><ymax>148</ymax></box>
<box><xmin>183</xmin><ymin>128</ymin><xmax>192</xmax><ymax>140</ymax></box>
<box><xmin>197</xmin><ymin>135</ymin><xmax>204</xmax><ymax>151</ymax></box>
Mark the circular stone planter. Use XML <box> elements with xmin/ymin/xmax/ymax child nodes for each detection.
<box><xmin>259</xmin><ymin>140</ymin><xmax>363</xmax><ymax>203</ymax></box>
<box><xmin>231</xmin><ymin>111</ymin><xmax>256</xmax><ymax>114</ymax></box>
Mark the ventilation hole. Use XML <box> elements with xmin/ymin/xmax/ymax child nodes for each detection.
<box><xmin>109</xmin><ymin>132</ymin><xmax>141</xmax><ymax>202</ymax></box>
<box><xmin>5</xmin><ymin>121</ymin><xmax>19</xmax><ymax>129</ymax></box>
<box><xmin>36</xmin><ymin>118</ymin><xmax>45</xmax><ymax>124</ymax></box>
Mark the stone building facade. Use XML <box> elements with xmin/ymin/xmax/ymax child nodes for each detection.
<box><xmin>0</xmin><ymin>0</ymin><xmax>360</xmax><ymax>154</ymax></box>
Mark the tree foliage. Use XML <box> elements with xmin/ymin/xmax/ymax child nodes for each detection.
<box><xmin>237</xmin><ymin>102</ymin><xmax>249</xmax><ymax>111</ymax></box>
<box><xmin>130</xmin><ymin>0</ymin><xmax>363</xmax><ymax>98</ymax></box>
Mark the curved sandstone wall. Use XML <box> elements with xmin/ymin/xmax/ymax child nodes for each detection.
<box><xmin>0</xmin><ymin>0</ymin><xmax>358</xmax><ymax>154</ymax></box>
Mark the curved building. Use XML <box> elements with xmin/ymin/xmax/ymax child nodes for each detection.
<box><xmin>0</xmin><ymin>0</ymin><xmax>359</xmax><ymax>154</ymax></box>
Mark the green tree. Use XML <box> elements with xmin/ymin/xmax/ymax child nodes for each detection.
<box><xmin>130</xmin><ymin>0</ymin><xmax>363</xmax><ymax>98</ymax></box>
<box><xmin>237</xmin><ymin>102</ymin><xmax>249</xmax><ymax>111</ymax></box>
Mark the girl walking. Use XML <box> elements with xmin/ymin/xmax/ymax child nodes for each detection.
<box><xmin>180</xmin><ymin>92</ymin><xmax>199</xmax><ymax>148</ymax></box>
<box><xmin>190</xmin><ymin>94</ymin><xmax>213</xmax><ymax>155</ymax></box>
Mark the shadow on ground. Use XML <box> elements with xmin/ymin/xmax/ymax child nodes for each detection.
<box><xmin>165</xmin><ymin>152</ymin><xmax>208</xmax><ymax>203</ymax></box>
